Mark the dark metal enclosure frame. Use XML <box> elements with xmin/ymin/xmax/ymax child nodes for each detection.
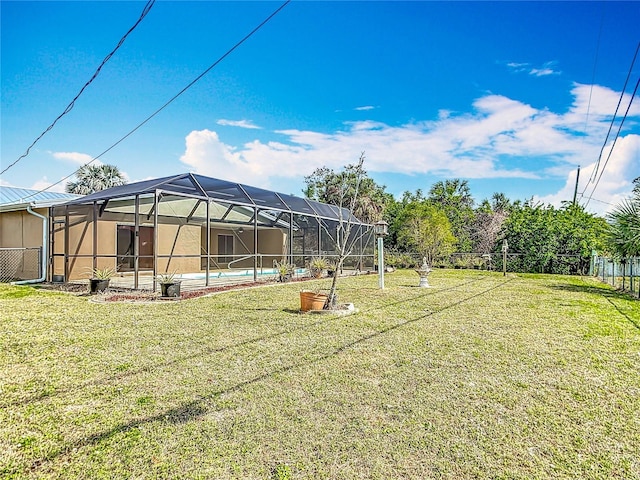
<box><xmin>52</xmin><ymin>173</ymin><xmax>375</xmax><ymax>289</ymax></box>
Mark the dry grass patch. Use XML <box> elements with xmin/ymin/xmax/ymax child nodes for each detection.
<box><xmin>1</xmin><ymin>270</ymin><xmax>639</xmax><ymax>479</ymax></box>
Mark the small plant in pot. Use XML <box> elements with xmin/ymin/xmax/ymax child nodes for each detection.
<box><xmin>156</xmin><ymin>271</ymin><xmax>181</xmax><ymax>298</ymax></box>
<box><xmin>274</xmin><ymin>260</ymin><xmax>295</xmax><ymax>283</ymax></box>
<box><xmin>308</xmin><ymin>256</ymin><xmax>330</xmax><ymax>278</ymax></box>
<box><xmin>89</xmin><ymin>267</ymin><xmax>115</xmax><ymax>294</ymax></box>
<box><xmin>326</xmin><ymin>260</ymin><xmax>337</xmax><ymax>278</ymax></box>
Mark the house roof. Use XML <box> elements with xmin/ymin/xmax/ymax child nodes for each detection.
<box><xmin>0</xmin><ymin>186</ymin><xmax>81</xmax><ymax>212</ymax></box>
<box><xmin>63</xmin><ymin>173</ymin><xmax>366</xmax><ymax>224</ymax></box>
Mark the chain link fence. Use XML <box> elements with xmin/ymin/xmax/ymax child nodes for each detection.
<box><xmin>593</xmin><ymin>256</ymin><xmax>640</xmax><ymax>298</ymax></box>
<box><xmin>383</xmin><ymin>251</ymin><xmax>589</xmax><ymax>274</ymax></box>
<box><xmin>0</xmin><ymin>248</ymin><xmax>42</xmax><ymax>283</ymax></box>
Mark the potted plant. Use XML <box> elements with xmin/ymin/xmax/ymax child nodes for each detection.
<box><xmin>89</xmin><ymin>266</ymin><xmax>115</xmax><ymax>294</ymax></box>
<box><xmin>274</xmin><ymin>260</ymin><xmax>295</xmax><ymax>283</ymax></box>
<box><xmin>326</xmin><ymin>260</ymin><xmax>337</xmax><ymax>278</ymax></box>
<box><xmin>299</xmin><ymin>289</ymin><xmax>329</xmax><ymax>312</ymax></box>
<box><xmin>308</xmin><ymin>256</ymin><xmax>329</xmax><ymax>278</ymax></box>
<box><xmin>156</xmin><ymin>272</ymin><xmax>181</xmax><ymax>298</ymax></box>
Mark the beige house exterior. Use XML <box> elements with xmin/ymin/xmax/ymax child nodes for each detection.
<box><xmin>0</xmin><ymin>187</ymin><xmax>80</xmax><ymax>282</ymax></box>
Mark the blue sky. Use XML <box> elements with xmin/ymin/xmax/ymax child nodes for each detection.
<box><xmin>2</xmin><ymin>1</ymin><xmax>639</xmax><ymax>215</ymax></box>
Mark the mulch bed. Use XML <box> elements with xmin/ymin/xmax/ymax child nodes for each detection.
<box><xmin>35</xmin><ymin>277</ymin><xmax>312</xmax><ymax>303</ymax></box>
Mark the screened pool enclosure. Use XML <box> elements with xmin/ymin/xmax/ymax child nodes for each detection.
<box><xmin>52</xmin><ymin>173</ymin><xmax>375</xmax><ymax>290</ymax></box>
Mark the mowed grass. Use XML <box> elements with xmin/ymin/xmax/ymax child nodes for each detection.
<box><xmin>1</xmin><ymin>270</ymin><xmax>639</xmax><ymax>479</ymax></box>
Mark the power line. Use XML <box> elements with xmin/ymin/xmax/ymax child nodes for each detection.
<box><xmin>11</xmin><ymin>0</ymin><xmax>291</xmax><ymax>202</ymax></box>
<box><xmin>1</xmin><ymin>0</ymin><xmax>156</xmax><ymax>176</ymax></box>
<box><xmin>581</xmin><ymin>7</ymin><xmax>605</xmax><ymax>140</ymax></box>
<box><xmin>587</xmin><ymin>40</ymin><xmax>639</xmax><ymax>186</ymax></box>
<box><xmin>584</xmin><ymin>74</ymin><xmax>640</xmax><ymax>208</ymax></box>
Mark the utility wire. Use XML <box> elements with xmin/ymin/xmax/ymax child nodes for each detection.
<box><xmin>584</xmin><ymin>74</ymin><xmax>639</xmax><ymax>208</ymax></box>
<box><xmin>582</xmin><ymin>8</ymin><xmax>605</xmax><ymax>142</ymax></box>
<box><xmin>585</xmin><ymin>40</ymin><xmax>640</xmax><ymax>187</ymax></box>
<box><xmin>11</xmin><ymin>0</ymin><xmax>291</xmax><ymax>202</ymax></box>
<box><xmin>1</xmin><ymin>0</ymin><xmax>156</xmax><ymax>176</ymax></box>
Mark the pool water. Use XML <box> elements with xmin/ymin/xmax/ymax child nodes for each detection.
<box><xmin>179</xmin><ymin>268</ymin><xmax>307</xmax><ymax>280</ymax></box>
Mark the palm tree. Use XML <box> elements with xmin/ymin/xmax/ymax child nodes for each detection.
<box><xmin>607</xmin><ymin>195</ymin><xmax>640</xmax><ymax>258</ymax></box>
<box><xmin>66</xmin><ymin>164</ymin><xmax>126</xmax><ymax>195</ymax></box>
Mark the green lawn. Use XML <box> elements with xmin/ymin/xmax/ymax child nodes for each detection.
<box><xmin>1</xmin><ymin>270</ymin><xmax>639</xmax><ymax>479</ymax></box>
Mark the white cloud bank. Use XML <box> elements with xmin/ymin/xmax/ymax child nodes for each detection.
<box><xmin>179</xmin><ymin>83</ymin><xmax>639</xmax><ymax>214</ymax></box>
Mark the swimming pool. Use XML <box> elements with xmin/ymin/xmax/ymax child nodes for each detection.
<box><xmin>179</xmin><ymin>268</ymin><xmax>308</xmax><ymax>280</ymax></box>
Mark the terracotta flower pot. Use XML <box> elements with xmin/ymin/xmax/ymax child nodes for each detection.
<box><xmin>300</xmin><ymin>290</ymin><xmax>328</xmax><ymax>312</ymax></box>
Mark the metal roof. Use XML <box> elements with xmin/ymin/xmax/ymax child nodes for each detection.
<box><xmin>0</xmin><ymin>186</ymin><xmax>81</xmax><ymax>211</ymax></box>
<box><xmin>64</xmin><ymin>173</ymin><xmax>366</xmax><ymax>224</ymax></box>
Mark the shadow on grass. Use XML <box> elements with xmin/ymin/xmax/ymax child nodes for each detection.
<box><xmin>1</xmin><ymin>313</ymin><xmax>339</xmax><ymax>409</ymax></box>
<box><xmin>550</xmin><ymin>281</ymin><xmax>640</xmax><ymax>331</ymax></box>
<box><xmin>550</xmin><ymin>282</ymin><xmax>618</xmax><ymax>297</ymax></box>
<box><xmin>4</xmin><ymin>276</ymin><xmax>489</xmax><ymax>410</ymax></box>
<box><xmin>25</xmin><ymin>276</ymin><xmax>514</xmax><ymax>474</ymax></box>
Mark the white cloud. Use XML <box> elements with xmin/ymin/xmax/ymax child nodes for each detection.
<box><xmin>179</xmin><ymin>84</ymin><xmax>639</xmax><ymax>212</ymax></box>
<box><xmin>216</xmin><ymin>119</ymin><xmax>261</xmax><ymax>129</ymax></box>
<box><xmin>179</xmin><ymin>129</ymin><xmax>271</xmax><ymax>186</ymax></box>
<box><xmin>51</xmin><ymin>151</ymin><xmax>97</xmax><ymax>165</ymax></box>
<box><xmin>355</xmin><ymin>105</ymin><xmax>375</xmax><ymax>111</ymax></box>
<box><xmin>30</xmin><ymin>177</ymin><xmax>67</xmax><ymax>193</ymax></box>
<box><xmin>529</xmin><ymin>68</ymin><xmax>556</xmax><ymax>77</ymax></box>
<box><xmin>535</xmin><ymin>134</ymin><xmax>640</xmax><ymax>214</ymax></box>
<box><xmin>507</xmin><ymin>60</ymin><xmax>560</xmax><ymax>77</ymax></box>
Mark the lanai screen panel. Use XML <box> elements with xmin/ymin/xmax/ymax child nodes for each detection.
<box><xmin>292</xmin><ymin>213</ymin><xmax>320</xmax><ymax>265</ymax></box>
<box><xmin>195</xmin><ymin>175</ymin><xmax>253</xmax><ymax>206</ymax></box>
<box><xmin>278</xmin><ymin>193</ymin><xmax>318</xmax><ymax>217</ymax></box>
<box><xmin>240</xmin><ymin>185</ymin><xmax>289</xmax><ymax>211</ymax></box>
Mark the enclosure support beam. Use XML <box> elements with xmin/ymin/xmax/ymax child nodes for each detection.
<box><xmin>49</xmin><ymin>208</ymin><xmax>54</xmax><ymax>282</ymax></box>
<box><xmin>205</xmin><ymin>201</ymin><xmax>210</xmax><ymax>287</ymax></box>
<box><xmin>64</xmin><ymin>205</ymin><xmax>70</xmax><ymax>283</ymax></box>
<box><xmin>317</xmin><ymin>218</ymin><xmax>322</xmax><ymax>257</ymax></box>
<box><xmin>92</xmin><ymin>202</ymin><xmax>98</xmax><ymax>273</ymax></box>
<box><xmin>288</xmin><ymin>213</ymin><xmax>293</xmax><ymax>265</ymax></box>
<box><xmin>134</xmin><ymin>195</ymin><xmax>140</xmax><ymax>290</ymax></box>
<box><xmin>153</xmin><ymin>191</ymin><xmax>159</xmax><ymax>293</ymax></box>
<box><xmin>253</xmin><ymin>207</ymin><xmax>258</xmax><ymax>282</ymax></box>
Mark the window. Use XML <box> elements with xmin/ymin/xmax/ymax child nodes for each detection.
<box><xmin>218</xmin><ymin>234</ymin><xmax>234</xmax><ymax>264</ymax></box>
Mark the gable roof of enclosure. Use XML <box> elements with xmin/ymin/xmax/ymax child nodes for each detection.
<box><xmin>63</xmin><ymin>173</ymin><xmax>365</xmax><ymax>224</ymax></box>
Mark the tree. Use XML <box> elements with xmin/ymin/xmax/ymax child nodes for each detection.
<box><xmin>307</xmin><ymin>153</ymin><xmax>375</xmax><ymax>308</ymax></box>
<box><xmin>66</xmin><ymin>164</ymin><xmax>126</xmax><ymax>194</ymax></box>
<box><xmin>393</xmin><ymin>201</ymin><xmax>457</xmax><ymax>265</ymax></box>
<box><xmin>500</xmin><ymin>201</ymin><xmax>608</xmax><ymax>274</ymax></box>
<box><xmin>470</xmin><ymin>193</ymin><xmax>511</xmax><ymax>253</ymax></box>
<box><xmin>304</xmin><ymin>162</ymin><xmax>390</xmax><ymax>224</ymax></box>
<box><xmin>428</xmin><ymin>179</ymin><xmax>475</xmax><ymax>252</ymax></box>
